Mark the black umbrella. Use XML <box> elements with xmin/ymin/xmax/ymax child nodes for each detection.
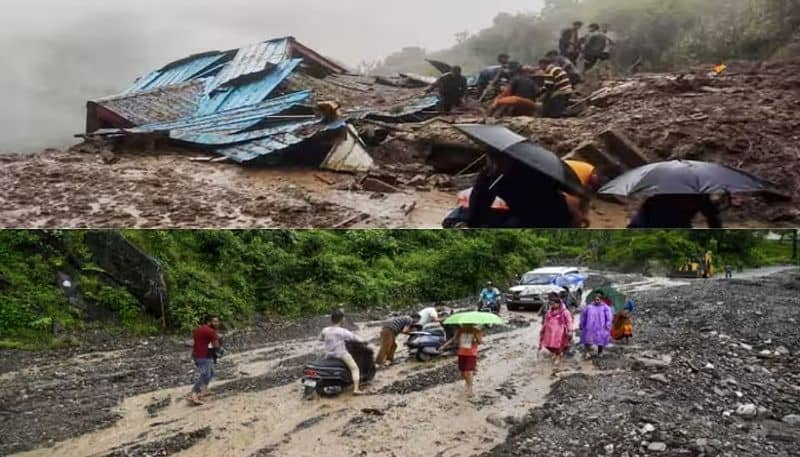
<box><xmin>598</xmin><ymin>160</ymin><xmax>776</xmax><ymax>198</ymax></box>
<box><xmin>426</xmin><ymin>59</ymin><xmax>452</xmax><ymax>74</ymax></box>
<box><xmin>455</xmin><ymin>124</ymin><xmax>585</xmax><ymax>196</ymax></box>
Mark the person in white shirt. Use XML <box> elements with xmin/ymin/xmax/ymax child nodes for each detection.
<box><xmin>416</xmin><ymin>304</ymin><xmax>447</xmax><ymax>326</ymax></box>
<box><xmin>320</xmin><ymin>309</ymin><xmax>365</xmax><ymax>395</ymax></box>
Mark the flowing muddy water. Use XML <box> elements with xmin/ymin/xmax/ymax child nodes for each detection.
<box><xmin>12</xmin><ymin>313</ymin><xmax>586</xmax><ymax>457</ymax></box>
<box><xmin>8</xmin><ymin>270</ymin><xmax>793</xmax><ymax>457</ymax></box>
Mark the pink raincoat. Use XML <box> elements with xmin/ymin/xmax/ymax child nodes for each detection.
<box><xmin>539</xmin><ymin>305</ymin><xmax>573</xmax><ymax>350</ymax></box>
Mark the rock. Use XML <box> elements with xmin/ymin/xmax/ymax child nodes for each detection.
<box><xmin>641</xmin><ymin>424</ymin><xmax>656</xmax><ymax>433</ymax></box>
<box><xmin>740</xmin><ymin>343</ymin><xmax>753</xmax><ymax>351</ymax></box>
<box><xmin>696</xmin><ymin>438</ymin><xmax>708</xmax><ymax>447</ymax></box>
<box><xmin>648</xmin><ymin>442</ymin><xmax>667</xmax><ymax>452</ymax></box>
<box><xmin>649</xmin><ymin>374</ymin><xmax>670</xmax><ymax>384</ymax></box>
<box><xmin>781</xmin><ymin>414</ymin><xmax>800</xmax><ymax>425</ymax></box>
<box><xmin>361</xmin><ymin>177</ymin><xmax>402</xmax><ymax>194</ymax></box>
<box><xmin>757</xmin><ymin>406</ymin><xmax>770</xmax><ymax>417</ymax></box>
<box><xmin>736</xmin><ymin>404</ymin><xmax>758</xmax><ymax>418</ymax></box>
<box><xmin>485</xmin><ymin>414</ymin><xmax>506</xmax><ymax>428</ymax></box>
<box><xmin>722</xmin><ymin>377</ymin><xmax>738</xmax><ymax>386</ymax></box>
<box><xmin>604</xmin><ymin>444</ymin><xmax>614</xmax><ymax>454</ymax></box>
<box><xmin>775</xmin><ymin>346</ymin><xmax>790</xmax><ymax>356</ymax></box>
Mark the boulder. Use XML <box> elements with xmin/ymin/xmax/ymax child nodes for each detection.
<box><xmin>84</xmin><ymin>231</ymin><xmax>168</xmax><ymax>319</ymax></box>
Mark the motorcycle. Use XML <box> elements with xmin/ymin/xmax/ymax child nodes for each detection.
<box><xmin>406</xmin><ymin>322</ymin><xmax>457</xmax><ymax>362</ymax></box>
<box><xmin>300</xmin><ymin>341</ymin><xmax>376</xmax><ymax>399</ymax></box>
<box><xmin>478</xmin><ymin>296</ymin><xmax>501</xmax><ymax>314</ymax></box>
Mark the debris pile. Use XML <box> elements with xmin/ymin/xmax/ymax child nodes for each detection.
<box><xmin>82</xmin><ymin>36</ymin><xmax>441</xmax><ymax>171</ymax></box>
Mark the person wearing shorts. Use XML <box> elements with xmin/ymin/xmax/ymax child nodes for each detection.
<box><xmin>443</xmin><ymin>324</ymin><xmax>483</xmax><ymax>398</ymax></box>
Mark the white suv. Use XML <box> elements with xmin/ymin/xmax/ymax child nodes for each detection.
<box><xmin>506</xmin><ymin>267</ymin><xmax>584</xmax><ymax>312</ymax></box>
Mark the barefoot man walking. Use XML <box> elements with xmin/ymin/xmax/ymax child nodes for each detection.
<box><xmin>188</xmin><ymin>314</ymin><xmax>220</xmax><ymax>405</ymax></box>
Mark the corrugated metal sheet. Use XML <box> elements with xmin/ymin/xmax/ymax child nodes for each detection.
<box><xmin>96</xmin><ymin>80</ymin><xmax>207</xmax><ymax>125</ymax></box>
<box><xmin>124</xmin><ymin>53</ymin><xmax>226</xmax><ymax>94</ymax></box>
<box><xmin>211</xmin><ymin>38</ymin><xmax>291</xmax><ymax>89</ymax></box>
<box><xmin>197</xmin><ymin>59</ymin><xmax>302</xmax><ymax>116</ymax></box>
<box><xmin>171</xmin><ymin>118</ymin><xmax>321</xmax><ymax>146</ymax></box>
<box><xmin>213</xmin><ymin>119</ymin><xmax>347</xmax><ymax>163</ymax></box>
<box><xmin>359</xmin><ymin>95</ymin><xmax>440</xmax><ymax>121</ymax></box>
<box><xmin>131</xmin><ymin>90</ymin><xmax>313</xmax><ymax>134</ymax></box>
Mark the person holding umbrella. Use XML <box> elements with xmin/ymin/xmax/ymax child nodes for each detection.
<box><xmin>457</xmin><ymin>125</ymin><xmax>584</xmax><ymax>228</ymax></box>
<box><xmin>441</xmin><ymin>311</ymin><xmax>504</xmax><ymax>398</ymax></box>
<box><xmin>598</xmin><ymin>160</ymin><xmax>777</xmax><ymax>228</ymax></box>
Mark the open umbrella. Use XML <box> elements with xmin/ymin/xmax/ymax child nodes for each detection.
<box><xmin>598</xmin><ymin>160</ymin><xmax>775</xmax><ymax>198</ymax></box>
<box><xmin>455</xmin><ymin>124</ymin><xmax>585</xmax><ymax>196</ymax></box>
<box><xmin>586</xmin><ymin>285</ymin><xmax>627</xmax><ymax>314</ymax></box>
<box><xmin>444</xmin><ymin>311</ymin><xmax>506</xmax><ymax>326</ymax></box>
<box><xmin>426</xmin><ymin>59</ymin><xmax>452</xmax><ymax>74</ymax></box>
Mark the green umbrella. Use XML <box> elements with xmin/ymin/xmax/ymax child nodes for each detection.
<box><xmin>444</xmin><ymin>311</ymin><xmax>506</xmax><ymax>326</ymax></box>
<box><xmin>585</xmin><ymin>285</ymin><xmax>627</xmax><ymax>314</ymax></box>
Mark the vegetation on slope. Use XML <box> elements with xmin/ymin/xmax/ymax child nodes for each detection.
<box><xmin>372</xmin><ymin>0</ymin><xmax>800</xmax><ymax>75</ymax></box>
<box><xmin>0</xmin><ymin>230</ymin><xmax>795</xmax><ymax>348</ymax></box>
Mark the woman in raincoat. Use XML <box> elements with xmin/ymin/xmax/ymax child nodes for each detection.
<box><xmin>580</xmin><ymin>294</ymin><xmax>613</xmax><ymax>357</ymax></box>
<box><xmin>539</xmin><ymin>296</ymin><xmax>574</xmax><ymax>365</ymax></box>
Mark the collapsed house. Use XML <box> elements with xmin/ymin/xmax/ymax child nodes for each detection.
<box><xmin>84</xmin><ymin>36</ymin><xmax>442</xmax><ymax>172</ymax></box>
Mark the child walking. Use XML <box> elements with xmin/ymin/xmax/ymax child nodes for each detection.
<box><xmin>443</xmin><ymin>324</ymin><xmax>483</xmax><ymax>398</ymax></box>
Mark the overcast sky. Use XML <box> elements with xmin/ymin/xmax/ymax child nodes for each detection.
<box><xmin>1</xmin><ymin>0</ymin><xmax>542</xmax><ymax>152</ymax></box>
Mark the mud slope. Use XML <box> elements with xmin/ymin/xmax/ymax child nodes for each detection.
<box><xmin>2</xmin><ymin>60</ymin><xmax>798</xmax><ymax>228</ymax></box>
<box><xmin>486</xmin><ymin>273</ymin><xmax>800</xmax><ymax>457</ymax></box>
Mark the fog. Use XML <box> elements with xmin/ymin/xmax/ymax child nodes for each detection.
<box><xmin>1</xmin><ymin>0</ymin><xmax>541</xmax><ymax>152</ymax></box>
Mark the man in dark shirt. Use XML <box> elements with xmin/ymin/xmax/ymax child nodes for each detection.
<box><xmin>188</xmin><ymin>315</ymin><xmax>221</xmax><ymax>405</ymax></box>
<box><xmin>430</xmin><ymin>66</ymin><xmax>468</xmax><ymax>113</ymax></box>
<box><xmin>583</xmin><ymin>23</ymin><xmax>610</xmax><ymax>70</ymax></box>
<box><xmin>627</xmin><ymin>194</ymin><xmax>723</xmax><ymax>228</ymax></box>
<box><xmin>468</xmin><ymin>151</ymin><xmax>574</xmax><ymax>228</ymax></box>
<box><xmin>376</xmin><ymin>315</ymin><xmax>417</xmax><ymax>367</ymax></box>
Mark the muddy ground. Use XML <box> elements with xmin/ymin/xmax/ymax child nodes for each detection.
<box><xmin>486</xmin><ymin>270</ymin><xmax>800</xmax><ymax>457</ymax></box>
<box><xmin>2</xmin><ymin>59</ymin><xmax>799</xmax><ymax>229</ymax></box>
<box><xmin>2</xmin><ymin>268</ymin><xmax>797</xmax><ymax>457</ymax></box>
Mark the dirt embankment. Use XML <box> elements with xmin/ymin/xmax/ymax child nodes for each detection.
<box><xmin>486</xmin><ymin>275</ymin><xmax>800</xmax><ymax>457</ymax></box>
<box><xmin>2</xmin><ymin>59</ymin><xmax>799</xmax><ymax>228</ymax></box>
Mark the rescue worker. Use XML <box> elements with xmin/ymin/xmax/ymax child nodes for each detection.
<box><xmin>559</xmin><ymin>21</ymin><xmax>583</xmax><ymax>63</ymax></box>
<box><xmin>545</xmin><ymin>50</ymin><xmax>580</xmax><ymax>86</ymax></box>
<box><xmin>539</xmin><ymin>57</ymin><xmax>574</xmax><ymax>118</ymax></box>
<box><xmin>582</xmin><ymin>23</ymin><xmax>609</xmax><ymax>71</ymax></box>
<box><xmin>490</xmin><ymin>62</ymin><xmax>539</xmax><ymax>117</ymax></box>
<box><xmin>477</xmin><ymin>54</ymin><xmax>512</xmax><ymax>101</ymax></box>
<box><xmin>627</xmin><ymin>194</ymin><xmax>723</xmax><ymax>228</ymax></box>
<box><xmin>468</xmin><ymin>150</ymin><xmax>574</xmax><ymax>228</ymax></box>
<box><xmin>429</xmin><ymin>66</ymin><xmax>467</xmax><ymax>113</ymax></box>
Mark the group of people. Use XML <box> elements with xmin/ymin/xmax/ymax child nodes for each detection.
<box><xmin>187</xmin><ymin>289</ymin><xmax>636</xmax><ymax>402</ymax></box>
<box><xmin>539</xmin><ymin>292</ymin><xmax>635</xmax><ymax>365</ymax></box>
<box><xmin>427</xmin><ymin>20</ymin><xmax>613</xmax><ymax>119</ymax></box>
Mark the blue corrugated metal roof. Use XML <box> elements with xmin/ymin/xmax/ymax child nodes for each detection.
<box><xmin>197</xmin><ymin>59</ymin><xmax>302</xmax><ymax>116</ymax></box>
<box><xmin>211</xmin><ymin>38</ymin><xmax>291</xmax><ymax>89</ymax></box>
<box><xmin>130</xmin><ymin>90</ymin><xmax>313</xmax><ymax>134</ymax></box>
<box><xmin>213</xmin><ymin>119</ymin><xmax>347</xmax><ymax>163</ymax></box>
<box><xmin>96</xmin><ymin>79</ymin><xmax>207</xmax><ymax>125</ymax></box>
<box><xmin>171</xmin><ymin>118</ymin><xmax>321</xmax><ymax>146</ymax></box>
<box><xmin>124</xmin><ymin>53</ymin><xmax>227</xmax><ymax>94</ymax></box>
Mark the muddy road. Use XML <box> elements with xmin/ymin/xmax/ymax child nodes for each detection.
<box><xmin>2</xmin><ymin>268</ymin><xmax>797</xmax><ymax>457</ymax></box>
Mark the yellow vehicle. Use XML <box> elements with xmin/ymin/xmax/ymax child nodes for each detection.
<box><xmin>669</xmin><ymin>251</ymin><xmax>714</xmax><ymax>279</ymax></box>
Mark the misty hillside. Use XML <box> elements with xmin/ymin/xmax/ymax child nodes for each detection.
<box><xmin>373</xmin><ymin>0</ymin><xmax>800</xmax><ymax>75</ymax></box>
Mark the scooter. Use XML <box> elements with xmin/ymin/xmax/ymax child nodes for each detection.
<box><xmin>300</xmin><ymin>341</ymin><xmax>376</xmax><ymax>399</ymax></box>
<box><xmin>406</xmin><ymin>322</ymin><xmax>457</xmax><ymax>362</ymax></box>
